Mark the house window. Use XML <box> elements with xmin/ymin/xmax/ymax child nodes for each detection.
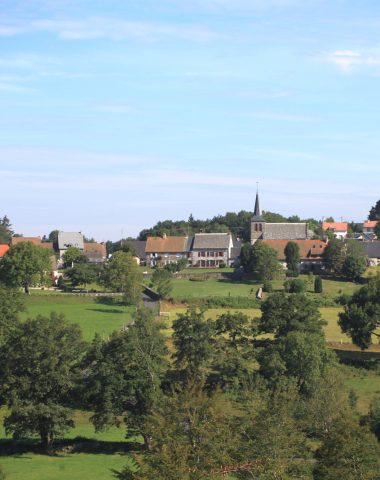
<box><xmin>210</xmin><ymin>251</ymin><xmax>214</xmax><ymax>257</ymax></box>
<box><xmin>219</xmin><ymin>252</ymin><xmax>223</xmax><ymax>257</ymax></box>
<box><xmin>198</xmin><ymin>252</ymin><xmax>201</xmax><ymax>257</ymax></box>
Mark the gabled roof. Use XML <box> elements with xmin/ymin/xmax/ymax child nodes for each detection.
<box><xmin>193</xmin><ymin>233</ymin><xmax>232</xmax><ymax>250</ymax></box>
<box><xmin>58</xmin><ymin>232</ymin><xmax>84</xmax><ymax>250</ymax></box>
<box><xmin>262</xmin><ymin>239</ymin><xmax>327</xmax><ymax>260</ymax></box>
<box><xmin>12</xmin><ymin>236</ymin><xmax>42</xmax><ymax>246</ymax></box>
<box><xmin>363</xmin><ymin>220</ymin><xmax>378</xmax><ymax>228</ymax></box>
<box><xmin>362</xmin><ymin>241</ymin><xmax>380</xmax><ymax>258</ymax></box>
<box><xmin>84</xmin><ymin>242</ymin><xmax>107</xmax><ymax>257</ymax></box>
<box><xmin>264</xmin><ymin>223</ymin><xmax>308</xmax><ymax>240</ymax></box>
<box><xmin>123</xmin><ymin>240</ymin><xmax>147</xmax><ymax>259</ymax></box>
<box><xmin>0</xmin><ymin>244</ymin><xmax>9</xmax><ymax>257</ymax></box>
<box><xmin>322</xmin><ymin>222</ymin><xmax>348</xmax><ymax>232</ymax></box>
<box><xmin>146</xmin><ymin>236</ymin><xmax>188</xmax><ymax>253</ymax></box>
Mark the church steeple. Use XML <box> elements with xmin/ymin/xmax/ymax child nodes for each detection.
<box><xmin>250</xmin><ymin>187</ymin><xmax>265</xmax><ymax>244</ymax></box>
<box><xmin>251</xmin><ymin>189</ymin><xmax>264</xmax><ymax>222</ymax></box>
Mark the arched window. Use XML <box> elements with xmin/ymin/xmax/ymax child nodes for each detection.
<box><xmin>259</xmin><ymin>224</ymin><xmax>262</xmax><ymax>232</ymax></box>
<box><xmin>255</xmin><ymin>224</ymin><xmax>258</xmax><ymax>232</ymax></box>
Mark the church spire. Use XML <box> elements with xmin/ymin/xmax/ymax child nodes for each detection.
<box><xmin>251</xmin><ymin>186</ymin><xmax>264</xmax><ymax>221</ymax></box>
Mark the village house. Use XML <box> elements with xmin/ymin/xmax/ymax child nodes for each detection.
<box><xmin>0</xmin><ymin>244</ymin><xmax>9</xmax><ymax>259</ymax></box>
<box><xmin>362</xmin><ymin>241</ymin><xmax>380</xmax><ymax>266</ymax></box>
<box><xmin>189</xmin><ymin>233</ymin><xmax>234</xmax><ymax>267</ymax></box>
<box><xmin>322</xmin><ymin>221</ymin><xmax>348</xmax><ymax>240</ymax></box>
<box><xmin>145</xmin><ymin>235</ymin><xmax>189</xmax><ymax>267</ymax></box>
<box><xmin>262</xmin><ymin>239</ymin><xmax>327</xmax><ymax>273</ymax></box>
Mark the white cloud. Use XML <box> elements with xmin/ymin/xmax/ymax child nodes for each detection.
<box><xmin>320</xmin><ymin>49</ymin><xmax>380</xmax><ymax>72</ymax></box>
<box><xmin>0</xmin><ymin>17</ymin><xmax>220</xmax><ymax>42</ymax></box>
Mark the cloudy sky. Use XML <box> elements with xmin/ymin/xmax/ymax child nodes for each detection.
<box><xmin>1</xmin><ymin>0</ymin><xmax>379</xmax><ymax>240</ymax></box>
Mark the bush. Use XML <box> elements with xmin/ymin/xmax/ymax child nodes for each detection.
<box><xmin>219</xmin><ymin>262</ymin><xmax>227</xmax><ymax>268</ymax></box>
<box><xmin>314</xmin><ymin>276</ymin><xmax>323</xmax><ymax>293</ymax></box>
<box><xmin>284</xmin><ymin>278</ymin><xmax>307</xmax><ymax>293</ymax></box>
<box><xmin>263</xmin><ymin>281</ymin><xmax>273</xmax><ymax>293</ymax></box>
<box><xmin>174</xmin><ymin>296</ymin><xmax>261</xmax><ymax>308</ymax></box>
<box><xmin>57</xmin><ymin>275</ymin><xmax>65</xmax><ymax>289</ymax></box>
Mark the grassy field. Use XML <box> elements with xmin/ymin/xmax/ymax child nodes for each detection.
<box><xmin>21</xmin><ymin>294</ymin><xmax>134</xmax><ymax>341</ymax></box>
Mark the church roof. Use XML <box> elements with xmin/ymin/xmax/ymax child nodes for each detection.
<box><xmin>263</xmin><ymin>223</ymin><xmax>309</xmax><ymax>240</ymax></box>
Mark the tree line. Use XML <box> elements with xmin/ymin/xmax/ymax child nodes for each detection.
<box><xmin>0</xmin><ymin>278</ymin><xmax>380</xmax><ymax>478</ymax></box>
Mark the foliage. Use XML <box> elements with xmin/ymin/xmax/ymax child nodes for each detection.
<box><xmin>0</xmin><ymin>242</ymin><xmax>52</xmax><ymax>293</ymax></box>
<box><xmin>259</xmin><ymin>292</ymin><xmax>326</xmax><ymax>338</ymax></box>
<box><xmin>338</xmin><ymin>274</ymin><xmax>380</xmax><ymax>349</ymax></box>
<box><xmin>101</xmin><ymin>251</ymin><xmax>142</xmax><ymax>305</ymax></box>
<box><xmin>323</xmin><ymin>238</ymin><xmax>345</xmax><ymax>275</ymax></box>
<box><xmin>115</xmin><ymin>383</ymin><xmax>237</xmax><ymax>480</ymax></box>
<box><xmin>363</xmin><ymin>396</ymin><xmax>380</xmax><ymax>440</ymax></box>
<box><xmin>244</xmin><ymin>241</ymin><xmax>281</xmax><ymax>281</ymax></box>
<box><xmin>0</xmin><ymin>285</ymin><xmax>24</xmax><ymax>344</ymax></box>
<box><xmin>47</xmin><ymin>230</ymin><xmax>59</xmax><ymax>244</ymax></box>
<box><xmin>85</xmin><ymin>308</ymin><xmax>168</xmax><ymax>448</ymax></box>
<box><xmin>313</xmin><ymin>414</ymin><xmax>380</xmax><ymax>480</ymax></box>
<box><xmin>0</xmin><ymin>313</ymin><xmax>85</xmax><ymax>451</ymax></box>
<box><xmin>262</xmin><ymin>280</ymin><xmax>273</xmax><ymax>293</ymax></box>
<box><xmin>151</xmin><ymin>268</ymin><xmax>172</xmax><ymax>299</ymax></box>
<box><xmin>368</xmin><ymin>199</ymin><xmax>380</xmax><ymax>221</ymax></box>
<box><xmin>163</xmin><ymin>257</ymin><xmax>187</xmax><ymax>273</ymax></box>
<box><xmin>172</xmin><ymin>308</ymin><xmax>214</xmax><ymax>377</ymax></box>
<box><xmin>284</xmin><ymin>278</ymin><xmax>307</xmax><ymax>293</ymax></box>
<box><xmin>342</xmin><ymin>254</ymin><xmax>367</xmax><ymax>281</ymax></box>
<box><xmin>314</xmin><ymin>275</ymin><xmax>323</xmax><ymax>293</ymax></box>
<box><xmin>62</xmin><ymin>246</ymin><xmax>88</xmax><ymax>266</ymax></box>
<box><xmin>66</xmin><ymin>263</ymin><xmax>98</xmax><ymax>288</ymax></box>
<box><xmin>0</xmin><ymin>215</ymin><xmax>13</xmax><ymax>244</ymax></box>
<box><xmin>284</xmin><ymin>241</ymin><xmax>300</xmax><ymax>276</ymax></box>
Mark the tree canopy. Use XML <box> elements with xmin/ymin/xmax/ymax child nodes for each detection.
<box><xmin>241</xmin><ymin>241</ymin><xmax>281</xmax><ymax>281</ymax></box>
<box><xmin>0</xmin><ymin>313</ymin><xmax>85</xmax><ymax>451</ymax></box>
<box><xmin>338</xmin><ymin>274</ymin><xmax>380</xmax><ymax>349</ymax></box>
<box><xmin>0</xmin><ymin>242</ymin><xmax>52</xmax><ymax>293</ymax></box>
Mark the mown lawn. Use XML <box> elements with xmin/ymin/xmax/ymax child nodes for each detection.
<box><xmin>21</xmin><ymin>294</ymin><xmax>134</xmax><ymax>341</ymax></box>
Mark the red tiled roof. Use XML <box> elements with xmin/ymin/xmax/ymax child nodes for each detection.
<box><xmin>0</xmin><ymin>244</ymin><xmax>9</xmax><ymax>257</ymax></box>
<box><xmin>12</xmin><ymin>236</ymin><xmax>42</xmax><ymax>246</ymax></box>
<box><xmin>146</xmin><ymin>236</ymin><xmax>188</xmax><ymax>253</ymax></box>
<box><xmin>262</xmin><ymin>239</ymin><xmax>327</xmax><ymax>260</ymax></box>
<box><xmin>322</xmin><ymin>222</ymin><xmax>348</xmax><ymax>232</ymax></box>
<box><xmin>84</xmin><ymin>242</ymin><xmax>107</xmax><ymax>257</ymax></box>
<box><xmin>363</xmin><ymin>220</ymin><xmax>378</xmax><ymax>228</ymax></box>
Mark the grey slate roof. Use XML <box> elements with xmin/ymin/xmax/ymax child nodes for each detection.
<box><xmin>252</xmin><ymin>192</ymin><xmax>265</xmax><ymax>222</ymax></box>
<box><xmin>58</xmin><ymin>232</ymin><xmax>84</xmax><ymax>250</ymax></box>
<box><xmin>125</xmin><ymin>240</ymin><xmax>147</xmax><ymax>259</ymax></box>
<box><xmin>193</xmin><ymin>233</ymin><xmax>231</xmax><ymax>249</ymax></box>
<box><xmin>263</xmin><ymin>223</ymin><xmax>308</xmax><ymax>240</ymax></box>
<box><xmin>362</xmin><ymin>241</ymin><xmax>380</xmax><ymax>258</ymax></box>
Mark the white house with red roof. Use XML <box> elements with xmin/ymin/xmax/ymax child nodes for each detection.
<box><xmin>322</xmin><ymin>221</ymin><xmax>348</xmax><ymax>240</ymax></box>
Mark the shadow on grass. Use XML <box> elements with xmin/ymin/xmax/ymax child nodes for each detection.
<box><xmin>85</xmin><ymin>308</ymin><xmax>126</xmax><ymax>315</ymax></box>
<box><xmin>94</xmin><ymin>296</ymin><xmax>125</xmax><ymax>307</ymax></box>
<box><xmin>333</xmin><ymin>348</ymin><xmax>380</xmax><ymax>369</ymax></box>
<box><xmin>0</xmin><ymin>438</ymin><xmax>142</xmax><ymax>457</ymax></box>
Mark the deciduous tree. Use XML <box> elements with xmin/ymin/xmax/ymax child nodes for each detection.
<box><xmin>284</xmin><ymin>241</ymin><xmax>300</xmax><ymax>276</ymax></box>
<box><xmin>0</xmin><ymin>242</ymin><xmax>52</xmax><ymax>293</ymax></box>
<box><xmin>0</xmin><ymin>313</ymin><xmax>85</xmax><ymax>452</ymax></box>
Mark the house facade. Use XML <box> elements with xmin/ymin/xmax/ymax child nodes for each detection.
<box><xmin>189</xmin><ymin>233</ymin><xmax>234</xmax><ymax>267</ymax></box>
<box><xmin>322</xmin><ymin>221</ymin><xmax>348</xmax><ymax>240</ymax></box>
<box><xmin>145</xmin><ymin>235</ymin><xmax>189</xmax><ymax>267</ymax></box>
<box><xmin>263</xmin><ymin>239</ymin><xmax>327</xmax><ymax>273</ymax></box>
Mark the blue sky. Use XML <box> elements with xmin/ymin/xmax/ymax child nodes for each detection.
<box><xmin>1</xmin><ymin>0</ymin><xmax>379</xmax><ymax>240</ymax></box>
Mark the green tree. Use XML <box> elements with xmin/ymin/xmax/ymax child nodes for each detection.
<box><xmin>86</xmin><ymin>308</ymin><xmax>167</xmax><ymax>449</ymax></box>
<box><xmin>47</xmin><ymin>230</ymin><xmax>59</xmax><ymax>244</ymax></box>
<box><xmin>368</xmin><ymin>199</ymin><xmax>380</xmax><ymax>221</ymax></box>
<box><xmin>172</xmin><ymin>308</ymin><xmax>214</xmax><ymax>377</ymax></box>
<box><xmin>66</xmin><ymin>263</ymin><xmax>98</xmax><ymax>289</ymax></box>
<box><xmin>259</xmin><ymin>292</ymin><xmax>326</xmax><ymax>338</ymax></box>
<box><xmin>0</xmin><ymin>313</ymin><xmax>85</xmax><ymax>451</ymax></box>
<box><xmin>62</xmin><ymin>246</ymin><xmax>88</xmax><ymax>267</ymax></box>
<box><xmin>0</xmin><ymin>242</ymin><xmax>52</xmax><ymax>293</ymax></box>
<box><xmin>313</xmin><ymin>414</ymin><xmax>380</xmax><ymax>480</ymax></box>
<box><xmin>0</xmin><ymin>285</ymin><xmax>24</xmax><ymax>344</ymax></box>
<box><xmin>284</xmin><ymin>278</ymin><xmax>307</xmax><ymax>293</ymax></box>
<box><xmin>0</xmin><ymin>215</ymin><xmax>13</xmax><ymax>244</ymax></box>
<box><xmin>338</xmin><ymin>274</ymin><xmax>380</xmax><ymax>349</ymax></box>
<box><xmin>322</xmin><ymin>238</ymin><xmax>345</xmax><ymax>275</ymax></box>
<box><xmin>284</xmin><ymin>241</ymin><xmax>300</xmax><ymax>276</ymax></box>
<box><xmin>342</xmin><ymin>254</ymin><xmax>367</xmax><ymax>282</ymax></box>
<box><xmin>115</xmin><ymin>383</ymin><xmax>237</xmax><ymax>480</ymax></box>
<box><xmin>101</xmin><ymin>251</ymin><xmax>142</xmax><ymax>305</ymax></box>
<box><xmin>151</xmin><ymin>268</ymin><xmax>172</xmax><ymax>299</ymax></box>
<box><xmin>314</xmin><ymin>275</ymin><xmax>323</xmax><ymax>293</ymax></box>
<box><xmin>248</xmin><ymin>241</ymin><xmax>281</xmax><ymax>281</ymax></box>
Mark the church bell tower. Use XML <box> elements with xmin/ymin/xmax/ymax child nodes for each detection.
<box><xmin>250</xmin><ymin>191</ymin><xmax>265</xmax><ymax>244</ymax></box>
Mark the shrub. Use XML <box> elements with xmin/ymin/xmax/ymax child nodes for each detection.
<box><xmin>263</xmin><ymin>281</ymin><xmax>273</xmax><ymax>293</ymax></box>
<box><xmin>314</xmin><ymin>276</ymin><xmax>323</xmax><ymax>293</ymax></box>
<box><xmin>219</xmin><ymin>262</ymin><xmax>227</xmax><ymax>268</ymax></box>
<box><xmin>284</xmin><ymin>278</ymin><xmax>307</xmax><ymax>293</ymax></box>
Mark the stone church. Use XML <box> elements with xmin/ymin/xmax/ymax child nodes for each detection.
<box><xmin>250</xmin><ymin>192</ymin><xmax>309</xmax><ymax>244</ymax></box>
